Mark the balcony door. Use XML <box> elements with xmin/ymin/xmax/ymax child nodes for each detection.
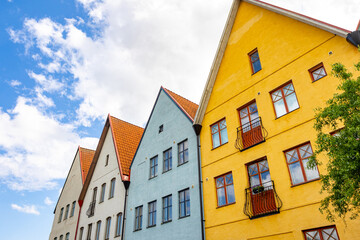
<box><xmin>239</xmin><ymin>102</ymin><xmax>262</xmax><ymax>149</ymax></box>
<box><xmin>247</xmin><ymin>159</ymin><xmax>276</xmax><ymax>216</ymax></box>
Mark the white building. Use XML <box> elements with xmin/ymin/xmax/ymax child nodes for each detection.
<box><xmin>76</xmin><ymin>115</ymin><xmax>143</xmax><ymax>240</ymax></box>
<box><xmin>49</xmin><ymin>147</ymin><xmax>95</xmax><ymax>240</ymax></box>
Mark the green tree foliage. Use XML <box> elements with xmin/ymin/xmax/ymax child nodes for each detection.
<box><xmin>309</xmin><ymin>56</ymin><xmax>360</xmax><ymax>221</ymax></box>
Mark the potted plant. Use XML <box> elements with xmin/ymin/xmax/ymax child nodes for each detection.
<box><xmin>252</xmin><ymin>185</ymin><xmax>264</xmax><ymax>194</ymax></box>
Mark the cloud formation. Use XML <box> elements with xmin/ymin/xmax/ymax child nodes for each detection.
<box><xmin>11</xmin><ymin>203</ymin><xmax>40</xmax><ymax>215</ymax></box>
<box><xmin>44</xmin><ymin>197</ymin><xmax>54</xmax><ymax>206</ymax></box>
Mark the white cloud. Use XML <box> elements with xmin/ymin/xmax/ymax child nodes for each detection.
<box><xmin>44</xmin><ymin>197</ymin><xmax>54</xmax><ymax>206</ymax></box>
<box><xmin>11</xmin><ymin>204</ymin><xmax>40</xmax><ymax>215</ymax></box>
<box><xmin>0</xmin><ymin>97</ymin><xmax>98</xmax><ymax>191</ymax></box>
<box><xmin>9</xmin><ymin>80</ymin><xmax>21</xmax><ymax>87</ymax></box>
<box><xmin>27</xmin><ymin>71</ymin><xmax>63</xmax><ymax>93</ymax></box>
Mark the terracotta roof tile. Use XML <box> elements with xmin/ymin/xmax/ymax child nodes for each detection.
<box><xmin>79</xmin><ymin>147</ymin><xmax>95</xmax><ymax>184</ymax></box>
<box><xmin>109</xmin><ymin>116</ymin><xmax>144</xmax><ymax>176</ymax></box>
<box><xmin>163</xmin><ymin>88</ymin><xmax>199</xmax><ymax>121</ymax></box>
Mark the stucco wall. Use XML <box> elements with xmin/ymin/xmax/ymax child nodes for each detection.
<box><xmin>125</xmin><ymin>90</ymin><xmax>202</xmax><ymax>240</ymax></box>
<box><xmin>49</xmin><ymin>151</ymin><xmax>83</xmax><ymax>240</ymax></box>
<box><xmin>77</xmin><ymin>128</ymin><xmax>125</xmax><ymax>240</ymax></box>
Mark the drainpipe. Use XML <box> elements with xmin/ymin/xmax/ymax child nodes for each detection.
<box><xmin>74</xmin><ymin>200</ymin><xmax>83</xmax><ymax>240</ymax></box>
<box><xmin>193</xmin><ymin>124</ymin><xmax>205</xmax><ymax>240</ymax></box>
<box><xmin>121</xmin><ymin>181</ymin><xmax>130</xmax><ymax>240</ymax></box>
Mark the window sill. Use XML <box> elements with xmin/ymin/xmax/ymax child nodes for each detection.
<box><xmin>211</xmin><ymin>141</ymin><xmax>228</xmax><ymax>151</ymax></box>
<box><xmin>114</xmin><ymin>235</ymin><xmax>120</xmax><ymax>238</ymax></box>
<box><xmin>177</xmin><ymin>161</ymin><xmax>188</xmax><ymax>167</ymax></box>
<box><xmin>216</xmin><ymin>202</ymin><xmax>236</xmax><ymax>209</ymax></box>
<box><xmin>275</xmin><ymin>107</ymin><xmax>300</xmax><ymax>120</ymax></box>
<box><xmin>179</xmin><ymin>214</ymin><xmax>190</xmax><ymax>220</ymax></box>
<box><xmin>290</xmin><ymin>178</ymin><xmax>320</xmax><ymax>187</ymax></box>
<box><xmin>161</xmin><ymin>220</ymin><xmax>172</xmax><ymax>225</ymax></box>
<box><xmin>108</xmin><ymin>196</ymin><xmax>114</xmax><ymax>200</ymax></box>
<box><xmin>147</xmin><ymin>225</ymin><xmax>156</xmax><ymax>229</ymax></box>
<box><xmin>251</xmin><ymin>68</ymin><xmax>262</xmax><ymax>75</ymax></box>
<box><xmin>149</xmin><ymin>175</ymin><xmax>158</xmax><ymax>180</ymax></box>
<box><xmin>133</xmin><ymin>229</ymin><xmax>142</xmax><ymax>232</ymax></box>
<box><xmin>162</xmin><ymin>169</ymin><xmax>172</xmax><ymax>174</ymax></box>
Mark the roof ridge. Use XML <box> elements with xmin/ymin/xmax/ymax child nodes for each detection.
<box><xmin>163</xmin><ymin>87</ymin><xmax>199</xmax><ymax>107</ymax></box>
<box><xmin>109</xmin><ymin>115</ymin><xmax>144</xmax><ymax>129</ymax></box>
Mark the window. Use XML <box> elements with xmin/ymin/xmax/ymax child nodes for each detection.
<box><xmin>284</xmin><ymin>143</ymin><xmax>319</xmax><ymax>185</ymax></box>
<box><xmin>115</xmin><ymin>213</ymin><xmax>122</xmax><ymax>237</ymax></box>
<box><xmin>159</xmin><ymin>124</ymin><xmax>164</xmax><ymax>133</ymax></box>
<box><xmin>179</xmin><ymin>188</ymin><xmax>190</xmax><ymax>218</ymax></box>
<box><xmin>105</xmin><ymin>154</ymin><xmax>109</xmax><ymax>166</ymax></box>
<box><xmin>79</xmin><ymin>227</ymin><xmax>84</xmax><ymax>240</ymax></box>
<box><xmin>309</xmin><ymin>63</ymin><xmax>327</xmax><ymax>82</ymax></box>
<box><xmin>162</xmin><ymin>195</ymin><xmax>172</xmax><ymax>223</ymax></box>
<box><xmin>95</xmin><ymin>221</ymin><xmax>101</xmax><ymax>240</ymax></box>
<box><xmin>86</xmin><ymin>224</ymin><xmax>92</xmax><ymax>240</ymax></box>
<box><xmin>54</xmin><ymin>237</ymin><xmax>57</xmax><ymax>240</ymax></box>
<box><xmin>58</xmin><ymin>207</ymin><xmax>64</xmax><ymax>223</ymax></box>
<box><xmin>134</xmin><ymin>206</ymin><xmax>143</xmax><ymax>231</ymax></box>
<box><xmin>70</xmin><ymin>201</ymin><xmax>76</xmax><ymax>217</ymax></box>
<box><xmin>64</xmin><ymin>204</ymin><xmax>70</xmax><ymax>220</ymax></box>
<box><xmin>105</xmin><ymin>217</ymin><xmax>111</xmax><ymax>240</ymax></box>
<box><xmin>109</xmin><ymin>178</ymin><xmax>116</xmax><ymax>199</ymax></box>
<box><xmin>148</xmin><ymin>201</ymin><xmax>157</xmax><ymax>227</ymax></box>
<box><xmin>149</xmin><ymin>156</ymin><xmax>158</xmax><ymax>179</ymax></box>
<box><xmin>215</xmin><ymin>173</ymin><xmax>235</xmax><ymax>207</ymax></box>
<box><xmin>249</xmin><ymin>48</ymin><xmax>262</xmax><ymax>74</ymax></box>
<box><xmin>92</xmin><ymin>187</ymin><xmax>97</xmax><ymax>202</ymax></box>
<box><xmin>100</xmin><ymin>183</ymin><xmax>106</xmax><ymax>202</ymax></box>
<box><xmin>211</xmin><ymin>119</ymin><xmax>228</xmax><ymax>148</ymax></box>
<box><xmin>247</xmin><ymin>159</ymin><xmax>271</xmax><ymax>188</ymax></box>
<box><xmin>271</xmin><ymin>82</ymin><xmax>299</xmax><ymax>118</ymax></box>
<box><xmin>303</xmin><ymin>226</ymin><xmax>340</xmax><ymax>240</ymax></box>
<box><xmin>59</xmin><ymin>235</ymin><xmax>63</xmax><ymax>240</ymax></box>
<box><xmin>65</xmin><ymin>233</ymin><xmax>70</xmax><ymax>240</ymax></box>
<box><xmin>163</xmin><ymin>148</ymin><xmax>172</xmax><ymax>172</ymax></box>
<box><xmin>178</xmin><ymin>140</ymin><xmax>188</xmax><ymax>165</ymax></box>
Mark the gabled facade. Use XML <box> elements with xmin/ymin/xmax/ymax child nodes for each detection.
<box><xmin>194</xmin><ymin>0</ymin><xmax>360</xmax><ymax>239</ymax></box>
<box><xmin>49</xmin><ymin>147</ymin><xmax>95</xmax><ymax>240</ymax></box>
<box><xmin>76</xmin><ymin>115</ymin><xmax>143</xmax><ymax>240</ymax></box>
<box><xmin>125</xmin><ymin>87</ymin><xmax>203</xmax><ymax>240</ymax></box>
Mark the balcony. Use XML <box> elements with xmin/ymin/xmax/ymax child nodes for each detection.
<box><xmin>86</xmin><ymin>200</ymin><xmax>96</xmax><ymax>217</ymax></box>
<box><xmin>235</xmin><ymin>117</ymin><xmax>267</xmax><ymax>151</ymax></box>
<box><xmin>243</xmin><ymin>181</ymin><xmax>282</xmax><ymax>219</ymax></box>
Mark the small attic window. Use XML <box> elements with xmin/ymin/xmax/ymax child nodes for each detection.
<box><xmin>105</xmin><ymin>154</ymin><xmax>109</xmax><ymax>166</ymax></box>
<box><xmin>159</xmin><ymin>124</ymin><xmax>164</xmax><ymax>133</ymax></box>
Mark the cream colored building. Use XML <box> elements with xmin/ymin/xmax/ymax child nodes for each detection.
<box><xmin>49</xmin><ymin>147</ymin><xmax>95</xmax><ymax>240</ymax></box>
<box><xmin>76</xmin><ymin>115</ymin><xmax>143</xmax><ymax>240</ymax></box>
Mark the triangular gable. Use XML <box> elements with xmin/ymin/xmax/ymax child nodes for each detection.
<box><xmin>54</xmin><ymin>146</ymin><xmax>94</xmax><ymax>213</ymax></box>
<box><xmin>194</xmin><ymin>0</ymin><xmax>352</xmax><ymax>125</ymax></box>
<box><xmin>129</xmin><ymin>87</ymin><xmax>198</xmax><ymax>170</ymax></box>
<box><xmin>79</xmin><ymin>147</ymin><xmax>95</xmax><ymax>184</ymax></box>
<box><xmin>79</xmin><ymin>115</ymin><xmax>143</xmax><ymax>202</ymax></box>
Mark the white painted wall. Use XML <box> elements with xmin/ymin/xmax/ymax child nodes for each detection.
<box><xmin>77</xmin><ymin>128</ymin><xmax>126</xmax><ymax>240</ymax></box>
<box><xmin>49</xmin><ymin>151</ymin><xmax>83</xmax><ymax>240</ymax></box>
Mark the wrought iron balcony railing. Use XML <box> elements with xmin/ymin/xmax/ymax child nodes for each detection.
<box><xmin>86</xmin><ymin>200</ymin><xmax>96</xmax><ymax>217</ymax></box>
<box><xmin>235</xmin><ymin>117</ymin><xmax>268</xmax><ymax>151</ymax></box>
<box><xmin>243</xmin><ymin>180</ymin><xmax>282</xmax><ymax>219</ymax></box>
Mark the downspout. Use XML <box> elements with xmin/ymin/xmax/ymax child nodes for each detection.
<box><xmin>193</xmin><ymin>124</ymin><xmax>205</xmax><ymax>240</ymax></box>
<box><xmin>121</xmin><ymin>181</ymin><xmax>130</xmax><ymax>240</ymax></box>
<box><xmin>74</xmin><ymin>200</ymin><xmax>83</xmax><ymax>240</ymax></box>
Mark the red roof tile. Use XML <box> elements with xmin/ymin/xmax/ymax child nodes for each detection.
<box><xmin>79</xmin><ymin>147</ymin><xmax>95</xmax><ymax>184</ymax></box>
<box><xmin>109</xmin><ymin>116</ymin><xmax>144</xmax><ymax>177</ymax></box>
<box><xmin>163</xmin><ymin>88</ymin><xmax>199</xmax><ymax>121</ymax></box>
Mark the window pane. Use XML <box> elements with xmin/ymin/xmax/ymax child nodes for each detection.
<box><xmin>289</xmin><ymin>162</ymin><xmax>305</xmax><ymax>185</ymax></box>
<box><xmin>302</xmin><ymin>159</ymin><xmax>319</xmax><ymax>181</ymax></box>
<box><xmin>220</xmin><ymin>129</ymin><xmax>228</xmax><ymax>144</ymax></box>
<box><xmin>250</xmin><ymin>175</ymin><xmax>260</xmax><ymax>187</ymax></box>
<box><xmin>217</xmin><ymin>188</ymin><xmax>226</xmax><ymax>206</ymax></box>
<box><xmin>226</xmin><ymin>185</ymin><xmax>235</xmax><ymax>204</ymax></box>
<box><xmin>252</xmin><ymin>60</ymin><xmax>262</xmax><ymax>73</ymax></box>
<box><xmin>212</xmin><ymin>132</ymin><xmax>220</xmax><ymax>148</ymax></box>
<box><xmin>274</xmin><ymin>98</ymin><xmax>287</xmax><ymax>117</ymax></box>
<box><xmin>286</xmin><ymin>149</ymin><xmax>299</xmax><ymax>163</ymax></box>
<box><xmin>285</xmin><ymin>93</ymin><xmax>299</xmax><ymax>112</ymax></box>
<box><xmin>271</xmin><ymin>90</ymin><xmax>283</xmax><ymax>102</ymax></box>
<box><xmin>260</xmin><ymin>171</ymin><xmax>271</xmax><ymax>184</ymax></box>
<box><xmin>211</xmin><ymin>124</ymin><xmax>218</xmax><ymax>134</ymax></box>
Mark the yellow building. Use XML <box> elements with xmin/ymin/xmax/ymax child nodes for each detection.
<box><xmin>193</xmin><ymin>0</ymin><xmax>360</xmax><ymax>239</ymax></box>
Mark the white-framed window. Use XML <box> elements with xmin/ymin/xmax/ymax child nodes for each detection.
<box><xmin>148</xmin><ymin>201</ymin><xmax>157</xmax><ymax>227</ymax></box>
<box><xmin>115</xmin><ymin>213</ymin><xmax>122</xmax><ymax>237</ymax></box>
<box><xmin>179</xmin><ymin>188</ymin><xmax>190</xmax><ymax>218</ymax></box>
<box><xmin>109</xmin><ymin>178</ymin><xmax>115</xmax><ymax>199</ymax></box>
<box><xmin>70</xmin><ymin>201</ymin><xmax>76</xmax><ymax>217</ymax></box>
<box><xmin>178</xmin><ymin>140</ymin><xmax>188</xmax><ymax>165</ymax></box>
<box><xmin>105</xmin><ymin>217</ymin><xmax>111</xmax><ymax>240</ymax></box>
<box><xmin>134</xmin><ymin>206</ymin><xmax>143</xmax><ymax>231</ymax></box>
<box><xmin>100</xmin><ymin>183</ymin><xmax>106</xmax><ymax>202</ymax></box>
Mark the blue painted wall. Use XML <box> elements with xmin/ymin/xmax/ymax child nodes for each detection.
<box><xmin>125</xmin><ymin>89</ymin><xmax>202</xmax><ymax>240</ymax></box>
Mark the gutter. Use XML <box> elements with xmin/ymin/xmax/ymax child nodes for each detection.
<box><xmin>193</xmin><ymin>124</ymin><xmax>205</xmax><ymax>240</ymax></box>
<box><xmin>121</xmin><ymin>181</ymin><xmax>130</xmax><ymax>240</ymax></box>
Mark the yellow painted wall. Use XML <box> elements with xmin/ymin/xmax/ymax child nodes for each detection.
<box><xmin>200</xmin><ymin>2</ymin><xmax>360</xmax><ymax>240</ymax></box>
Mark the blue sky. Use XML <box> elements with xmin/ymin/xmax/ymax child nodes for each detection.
<box><xmin>0</xmin><ymin>0</ymin><xmax>359</xmax><ymax>239</ymax></box>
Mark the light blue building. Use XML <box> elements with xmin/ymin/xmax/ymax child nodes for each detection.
<box><xmin>124</xmin><ymin>87</ymin><xmax>204</xmax><ymax>240</ymax></box>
